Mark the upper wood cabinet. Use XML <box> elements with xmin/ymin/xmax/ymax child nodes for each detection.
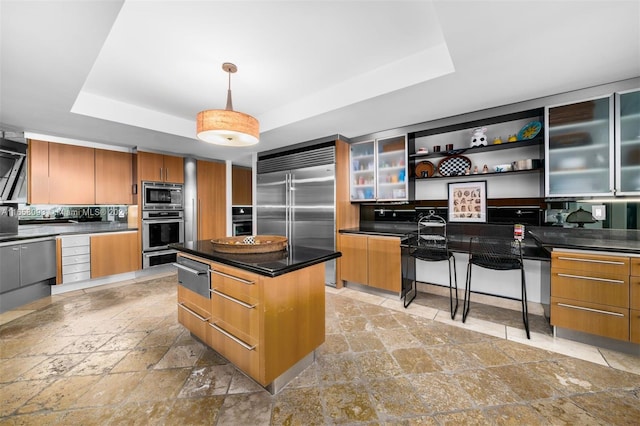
<box><xmin>232</xmin><ymin>166</ymin><xmax>252</xmax><ymax>205</ymax></box>
<box><xmin>48</xmin><ymin>142</ymin><xmax>95</xmax><ymax>204</ymax></box>
<box><xmin>28</xmin><ymin>140</ymin><xmax>134</xmax><ymax>205</ymax></box>
<box><xmin>95</xmin><ymin>149</ymin><xmax>133</xmax><ymax>204</ymax></box>
<box><xmin>27</xmin><ymin>139</ymin><xmax>50</xmax><ymax>204</ymax></box>
<box><xmin>197</xmin><ymin>159</ymin><xmax>226</xmax><ymax>240</ymax></box>
<box><xmin>138</xmin><ymin>151</ymin><xmax>184</xmax><ymax>183</ymax></box>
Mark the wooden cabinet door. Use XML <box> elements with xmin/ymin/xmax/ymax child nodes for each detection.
<box><xmin>367</xmin><ymin>236</ymin><xmax>401</xmax><ymax>292</ymax></box>
<box><xmin>232</xmin><ymin>166</ymin><xmax>252</xmax><ymax>205</ymax></box>
<box><xmin>27</xmin><ymin>139</ymin><xmax>50</xmax><ymax>204</ymax></box>
<box><xmin>137</xmin><ymin>151</ymin><xmax>164</xmax><ymax>182</ymax></box>
<box><xmin>338</xmin><ymin>234</ymin><xmax>368</xmax><ymax>284</ymax></box>
<box><xmin>90</xmin><ymin>231</ymin><xmax>138</xmax><ymax>278</ymax></box>
<box><xmin>95</xmin><ymin>149</ymin><xmax>133</xmax><ymax>204</ymax></box>
<box><xmin>197</xmin><ymin>160</ymin><xmax>226</xmax><ymax>240</ymax></box>
<box><xmin>48</xmin><ymin>143</ymin><xmax>95</xmax><ymax>204</ymax></box>
<box><xmin>162</xmin><ymin>154</ymin><xmax>184</xmax><ymax>183</ymax></box>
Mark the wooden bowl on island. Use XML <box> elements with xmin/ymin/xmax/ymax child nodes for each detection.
<box><xmin>210</xmin><ymin>235</ymin><xmax>288</xmax><ymax>254</ymax></box>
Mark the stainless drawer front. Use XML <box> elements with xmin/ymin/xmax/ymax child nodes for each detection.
<box><xmin>175</xmin><ymin>257</ymin><xmax>210</xmax><ymax>299</ymax></box>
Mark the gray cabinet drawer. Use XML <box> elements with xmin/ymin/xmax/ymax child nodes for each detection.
<box><xmin>62</xmin><ymin>254</ymin><xmax>91</xmax><ymax>266</ymax></box>
<box><xmin>62</xmin><ymin>271</ymin><xmax>91</xmax><ymax>283</ymax></box>
<box><xmin>0</xmin><ymin>245</ymin><xmax>21</xmax><ymax>293</ymax></box>
<box><xmin>61</xmin><ymin>235</ymin><xmax>90</xmax><ymax>248</ymax></box>
<box><xmin>62</xmin><ymin>262</ymin><xmax>90</xmax><ymax>274</ymax></box>
<box><xmin>20</xmin><ymin>240</ymin><xmax>56</xmax><ymax>285</ymax></box>
<box><xmin>62</xmin><ymin>245</ymin><xmax>90</xmax><ymax>256</ymax></box>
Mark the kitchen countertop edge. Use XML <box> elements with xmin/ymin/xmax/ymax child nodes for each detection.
<box><xmin>171</xmin><ymin>242</ymin><xmax>341</xmax><ymax>278</ymax></box>
<box><xmin>0</xmin><ymin>223</ymin><xmax>138</xmax><ymax>243</ymax></box>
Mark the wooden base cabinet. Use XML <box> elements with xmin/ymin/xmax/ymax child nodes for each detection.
<box><xmin>90</xmin><ymin>231</ymin><xmax>139</xmax><ymax>278</ymax></box>
<box><xmin>551</xmin><ymin>250</ymin><xmax>634</xmax><ymax>342</ymax></box>
<box><xmin>631</xmin><ymin>259</ymin><xmax>640</xmax><ymax>344</ymax></box>
<box><xmin>338</xmin><ymin>233</ymin><xmax>401</xmax><ymax>292</ymax></box>
<box><xmin>177</xmin><ymin>253</ymin><xmax>325</xmax><ymax>388</ymax></box>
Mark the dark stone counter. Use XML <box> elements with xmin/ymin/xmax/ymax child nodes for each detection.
<box><xmin>171</xmin><ymin>240</ymin><xmax>341</xmax><ymax>278</ymax></box>
<box><xmin>528</xmin><ymin>228</ymin><xmax>640</xmax><ymax>255</ymax></box>
<box><xmin>0</xmin><ymin>222</ymin><xmax>137</xmax><ymax>243</ymax></box>
<box><xmin>340</xmin><ymin>222</ymin><xmax>550</xmax><ymax>261</ymax></box>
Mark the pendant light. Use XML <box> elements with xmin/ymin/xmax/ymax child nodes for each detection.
<box><xmin>196</xmin><ymin>62</ymin><xmax>259</xmax><ymax>146</ymax></box>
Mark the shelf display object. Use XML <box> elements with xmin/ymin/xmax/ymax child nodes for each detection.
<box><xmin>545</xmin><ymin>95</ymin><xmax>614</xmax><ymax>197</ymax></box>
<box><xmin>616</xmin><ymin>89</ymin><xmax>640</xmax><ymax>195</ymax></box>
<box><xmin>409</xmin><ymin>109</ymin><xmax>545</xmax><ymax>200</ymax></box>
<box><xmin>350</xmin><ymin>135</ymin><xmax>409</xmax><ymax>202</ymax></box>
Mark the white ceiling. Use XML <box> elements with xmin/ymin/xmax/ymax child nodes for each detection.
<box><xmin>1</xmin><ymin>0</ymin><xmax>639</xmax><ymax>166</ymax></box>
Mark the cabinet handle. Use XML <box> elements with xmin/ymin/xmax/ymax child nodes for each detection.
<box><xmin>12</xmin><ymin>247</ymin><xmax>20</xmax><ymax>251</ymax></box>
<box><xmin>557</xmin><ymin>256</ymin><xmax>625</xmax><ymax>266</ymax></box>
<box><xmin>209</xmin><ymin>322</ymin><xmax>256</xmax><ymax>351</ymax></box>
<box><xmin>210</xmin><ymin>289</ymin><xmax>256</xmax><ymax>309</ymax></box>
<box><xmin>556</xmin><ymin>273</ymin><xmax>625</xmax><ymax>284</ymax></box>
<box><xmin>177</xmin><ymin>303</ymin><xmax>210</xmax><ymax>322</ymax></box>
<box><xmin>209</xmin><ymin>269</ymin><xmax>254</xmax><ymax>285</ymax></box>
<box><xmin>173</xmin><ymin>263</ymin><xmax>207</xmax><ymax>275</ymax></box>
<box><xmin>557</xmin><ymin>303</ymin><xmax>625</xmax><ymax>317</ymax></box>
<box><xmin>198</xmin><ymin>199</ymin><xmax>201</xmax><ymax>240</ymax></box>
<box><xmin>160</xmin><ymin>167</ymin><xmax>163</xmax><ymax>181</ymax></box>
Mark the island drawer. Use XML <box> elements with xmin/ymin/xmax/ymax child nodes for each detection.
<box><xmin>211</xmin><ymin>290</ymin><xmax>259</xmax><ymax>339</ymax></box>
<box><xmin>178</xmin><ymin>305</ymin><xmax>210</xmax><ymax>345</ymax></box>
<box><xmin>209</xmin><ymin>321</ymin><xmax>261</xmax><ymax>383</ymax></box>
<box><xmin>177</xmin><ymin>284</ymin><xmax>211</xmax><ymax>316</ymax></box>
<box><xmin>551</xmin><ymin>251</ymin><xmax>629</xmax><ymax>276</ymax></box>
<box><xmin>551</xmin><ymin>296</ymin><xmax>629</xmax><ymax>341</ymax></box>
<box><xmin>551</xmin><ymin>270</ymin><xmax>629</xmax><ymax>307</ymax></box>
<box><xmin>209</xmin><ymin>263</ymin><xmax>260</xmax><ymax>304</ymax></box>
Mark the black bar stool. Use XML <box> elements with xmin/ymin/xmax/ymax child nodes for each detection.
<box><xmin>404</xmin><ymin>212</ymin><xmax>458</xmax><ymax>319</ymax></box>
<box><xmin>463</xmin><ymin>236</ymin><xmax>530</xmax><ymax>339</ymax></box>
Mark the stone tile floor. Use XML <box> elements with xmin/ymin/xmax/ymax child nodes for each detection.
<box><xmin>1</xmin><ymin>272</ymin><xmax>639</xmax><ymax>425</ymax></box>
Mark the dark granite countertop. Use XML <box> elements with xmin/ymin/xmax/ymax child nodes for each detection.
<box><xmin>340</xmin><ymin>222</ymin><xmax>640</xmax><ymax>258</ymax></box>
<box><xmin>0</xmin><ymin>222</ymin><xmax>137</xmax><ymax>244</ymax></box>
<box><xmin>171</xmin><ymin>240</ymin><xmax>341</xmax><ymax>278</ymax></box>
<box><xmin>528</xmin><ymin>228</ymin><xmax>640</xmax><ymax>255</ymax></box>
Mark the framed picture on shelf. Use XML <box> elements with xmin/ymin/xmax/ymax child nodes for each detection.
<box><xmin>448</xmin><ymin>181</ymin><xmax>487</xmax><ymax>223</ymax></box>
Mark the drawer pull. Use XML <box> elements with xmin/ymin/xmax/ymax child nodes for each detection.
<box><xmin>557</xmin><ymin>303</ymin><xmax>625</xmax><ymax>317</ymax></box>
<box><xmin>177</xmin><ymin>303</ymin><xmax>210</xmax><ymax>322</ymax></box>
<box><xmin>557</xmin><ymin>256</ymin><xmax>626</xmax><ymax>266</ymax></box>
<box><xmin>556</xmin><ymin>273</ymin><xmax>625</xmax><ymax>284</ymax></box>
<box><xmin>211</xmin><ymin>289</ymin><xmax>256</xmax><ymax>309</ymax></box>
<box><xmin>209</xmin><ymin>269</ymin><xmax>254</xmax><ymax>285</ymax></box>
<box><xmin>209</xmin><ymin>322</ymin><xmax>256</xmax><ymax>351</ymax></box>
<box><xmin>173</xmin><ymin>263</ymin><xmax>208</xmax><ymax>276</ymax></box>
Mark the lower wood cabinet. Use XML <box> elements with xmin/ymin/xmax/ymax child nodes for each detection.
<box><xmin>631</xmin><ymin>259</ymin><xmax>640</xmax><ymax>344</ymax></box>
<box><xmin>338</xmin><ymin>233</ymin><xmax>401</xmax><ymax>292</ymax></box>
<box><xmin>177</xmin><ymin>253</ymin><xmax>325</xmax><ymax>388</ymax></box>
<box><xmin>551</xmin><ymin>250</ymin><xmax>637</xmax><ymax>342</ymax></box>
<box><xmin>90</xmin><ymin>231</ymin><xmax>139</xmax><ymax>278</ymax></box>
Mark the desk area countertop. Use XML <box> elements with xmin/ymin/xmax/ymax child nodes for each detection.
<box><xmin>0</xmin><ymin>222</ymin><xmax>137</xmax><ymax>244</ymax></box>
<box><xmin>340</xmin><ymin>222</ymin><xmax>550</xmax><ymax>261</ymax></box>
<box><xmin>528</xmin><ymin>228</ymin><xmax>640</xmax><ymax>255</ymax></box>
<box><xmin>171</xmin><ymin>240</ymin><xmax>341</xmax><ymax>278</ymax></box>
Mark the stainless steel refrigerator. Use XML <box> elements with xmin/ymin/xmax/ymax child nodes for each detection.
<box><xmin>256</xmin><ymin>148</ymin><xmax>336</xmax><ymax>286</ymax></box>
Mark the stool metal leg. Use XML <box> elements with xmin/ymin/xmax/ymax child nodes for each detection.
<box><xmin>448</xmin><ymin>255</ymin><xmax>459</xmax><ymax>319</ymax></box>
<box><xmin>521</xmin><ymin>265</ymin><xmax>530</xmax><ymax>339</ymax></box>
<box><xmin>462</xmin><ymin>262</ymin><xmax>472</xmax><ymax>323</ymax></box>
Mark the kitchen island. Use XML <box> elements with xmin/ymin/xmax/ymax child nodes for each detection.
<box><xmin>170</xmin><ymin>240</ymin><xmax>341</xmax><ymax>394</ymax></box>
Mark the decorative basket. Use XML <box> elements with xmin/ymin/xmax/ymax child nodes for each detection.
<box><xmin>210</xmin><ymin>235</ymin><xmax>288</xmax><ymax>254</ymax></box>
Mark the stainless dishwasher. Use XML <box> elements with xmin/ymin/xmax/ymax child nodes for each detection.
<box><xmin>174</xmin><ymin>256</ymin><xmax>210</xmax><ymax>298</ymax></box>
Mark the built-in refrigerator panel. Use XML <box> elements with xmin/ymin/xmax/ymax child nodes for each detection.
<box><xmin>256</xmin><ymin>171</ymin><xmax>288</xmax><ymax>237</ymax></box>
<box><xmin>256</xmin><ymin>145</ymin><xmax>337</xmax><ymax>286</ymax></box>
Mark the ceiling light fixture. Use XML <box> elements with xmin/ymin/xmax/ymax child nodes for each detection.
<box><xmin>196</xmin><ymin>62</ymin><xmax>259</xmax><ymax>146</ymax></box>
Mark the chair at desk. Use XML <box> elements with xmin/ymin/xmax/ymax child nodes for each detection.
<box><xmin>463</xmin><ymin>236</ymin><xmax>530</xmax><ymax>339</ymax></box>
<box><xmin>409</xmin><ymin>212</ymin><xmax>458</xmax><ymax>319</ymax></box>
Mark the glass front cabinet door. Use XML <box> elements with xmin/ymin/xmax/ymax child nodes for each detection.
<box><xmin>350</xmin><ymin>135</ymin><xmax>408</xmax><ymax>202</ymax></box>
<box><xmin>545</xmin><ymin>95</ymin><xmax>614</xmax><ymax>197</ymax></box>
<box><xmin>350</xmin><ymin>140</ymin><xmax>376</xmax><ymax>201</ymax></box>
<box><xmin>616</xmin><ymin>89</ymin><xmax>640</xmax><ymax>195</ymax></box>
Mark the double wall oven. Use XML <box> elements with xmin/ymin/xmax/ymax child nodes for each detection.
<box><xmin>142</xmin><ymin>181</ymin><xmax>185</xmax><ymax>268</ymax></box>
